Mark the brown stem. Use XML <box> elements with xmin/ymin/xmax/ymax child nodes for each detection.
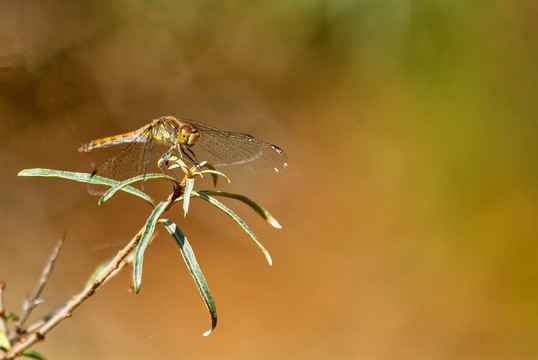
<box><xmin>15</xmin><ymin>234</ymin><xmax>65</xmax><ymax>334</ymax></box>
<box><xmin>3</xmin><ymin>227</ymin><xmax>144</xmax><ymax>359</ymax></box>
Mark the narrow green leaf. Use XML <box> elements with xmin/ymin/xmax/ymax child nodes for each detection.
<box><xmin>198</xmin><ymin>190</ymin><xmax>282</xmax><ymax>228</ymax></box>
<box><xmin>183</xmin><ymin>177</ymin><xmax>195</xmax><ymax>218</ymax></box>
<box><xmin>99</xmin><ymin>173</ymin><xmax>175</xmax><ymax>205</ymax></box>
<box><xmin>89</xmin><ymin>175</ymin><xmax>155</xmax><ymax>206</ymax></box>
<box><xmin>133</xmin><ymin>201</ymin><xmax>169</xmax><ymax>293</ymax></box>
<box><xmin>161</xmin><ymin>219</ymin><xmax>217</xmax><ymax>336</ymax></box>
<box><xmin>192</xmin><ymin>191</ymin><xmax>272</xmax><ymax>265</ymax></box>
<box><xmin>21</xmin><ymin>349</ymin><xmax>48</xmax><ymax>360</ymax></box>
<box><xmin>0</xmin><ymin>331</ymin><xmax>11</xmax><ymax>350</ymax></box>
<box><xmin>18</xmin><ymin>168</ymin><xmax>88</xmax><ymax>179</ymax></box>
<box><xmin>18</xmin><ymin>169</ymin><xmax>154</xmax><ymax>205</ymax></box>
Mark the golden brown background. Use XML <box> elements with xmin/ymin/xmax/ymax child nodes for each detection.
<box><xmin>1</xmin><ymin>1</ymin><xmax>536</xmax><ymax>359</ymax></box>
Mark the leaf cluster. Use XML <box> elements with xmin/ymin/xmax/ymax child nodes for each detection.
<box><xmin>1</xmin><ymin>166</ymin><xmax>281</xmax><ymax>359</ymax></box>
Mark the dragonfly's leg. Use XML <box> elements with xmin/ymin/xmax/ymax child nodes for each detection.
<box><xmin>158</xmin><ymin>146</ymin><xmax>176</xmax><ymax>172</ymax></box>
<box><xmin>161</xmin><ymin>146</ymin><xmax>175</xmax><ymax>162</ymax></box>
<box><xmin>158</xmin><ymin>146</ymin><xmax>182</xmax><ymax>182</ymax></box>
<box><xmin>180</xmin><ymin>145</ymin><xmax>200</xmax><ymax>168</ymax></box>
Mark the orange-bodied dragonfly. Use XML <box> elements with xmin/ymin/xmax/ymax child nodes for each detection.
<box><xmin>79</xmin><ymin>116</ymin><xmax>288</xmax><ymax>195</ymax></box>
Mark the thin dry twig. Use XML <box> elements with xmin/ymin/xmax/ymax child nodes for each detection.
<box><xmin>3</xmin><ymin>226</ymin><xmax>145</xmax><ymax>358</ymax></box>
<box><xmin>2</xmin><ymin>168</ymin><xmax>192</xmax><ymax>359</ymax></box>
<box><xmin>15</xmin><ymin>233</ymin><xmax>65</xmax><ymax>333</ymax></box>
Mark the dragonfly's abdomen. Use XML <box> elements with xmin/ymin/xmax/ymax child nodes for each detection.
<box><xmin>78</xmin><ymin>130</ymin><xmax>140</xmax><ymax>152</ymax></box>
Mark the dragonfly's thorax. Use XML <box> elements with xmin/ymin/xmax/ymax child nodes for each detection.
<box><xmin>148</xmin><ymin>117</ymin><xmax>174</xmax><ymax>144</ymax></box>
<box><xmin>156</xmin><ymin>116</ymin><xmax>200</xmax><ymax>147</ymax></box>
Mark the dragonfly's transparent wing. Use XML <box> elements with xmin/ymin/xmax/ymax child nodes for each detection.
<box><xmin>186</xmin><ymin>120</ymin><xmax>288</xmax><ymax>171</ymax></box>
<box><xmin>87</xmin><ymin>127</ymin><xmax>156</xmax><ymax>195</ymax></box>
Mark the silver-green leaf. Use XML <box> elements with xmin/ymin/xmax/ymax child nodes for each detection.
<box><xmin>161</xmin><ymin>219</ymin><xmax>217</xmax><ymax>335</ymax></box>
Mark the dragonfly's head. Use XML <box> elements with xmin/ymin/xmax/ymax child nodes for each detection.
<box><xmin>178</xmin><ymin>124</ymin><xmax>200</xmax><ymax>147</ymax></box>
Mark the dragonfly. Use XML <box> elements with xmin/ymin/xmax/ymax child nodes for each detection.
<box><xmin>79</xmin><ymin>116</ymin><xmax>288</xmax><ymax>195</ymax></box>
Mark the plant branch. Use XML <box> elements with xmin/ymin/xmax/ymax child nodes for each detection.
<box><xmin>7</xmin><ymin>164</ymin><xmax>281</xmax><ymax>356</ymax></box>
<box><xmin>15</xmin><ymin>233</ymin><xmax>65</xmax><ymax>333</ymax></box>
<box><xmin>3</xmin><ymin>227</ymin><xmax>145</xmax><ymax>359</ymax></box>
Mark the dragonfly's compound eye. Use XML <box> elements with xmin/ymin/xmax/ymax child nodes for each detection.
<box><xmin>179</xmin><ymin>125</ymin><xmax>200</xmax><ymax>146</ymax></box>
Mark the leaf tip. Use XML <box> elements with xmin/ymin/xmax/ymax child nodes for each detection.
<box><xmin>17</xmin><ymin>169</ymin><xmax>35</xmax><ymax>177</ymax></box>
<box><xmin>269</xmin><ymin>218</ymin><xmax>282</xmax><ymax>229</ymax></box>
<box><xmin>266</xmin><ymin>253</ymin><xmax>273</xmax><ymax>266</ymax></box>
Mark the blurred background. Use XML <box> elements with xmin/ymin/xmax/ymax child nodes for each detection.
<box><xmin>0</xmin><ymin>1</ymin><xmax>536</xmax><ymax>359</ymax></box>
